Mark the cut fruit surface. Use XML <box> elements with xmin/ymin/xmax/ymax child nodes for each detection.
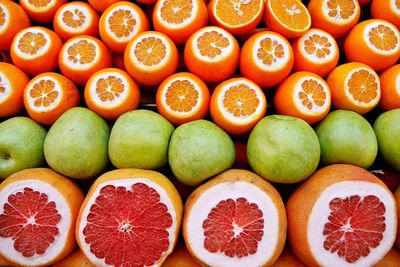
<box><xmin>19</xmin><ymin>0</ymin><xmax>67</xmax><ymax>23</ymax></box>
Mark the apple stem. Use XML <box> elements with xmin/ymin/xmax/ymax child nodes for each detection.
<box><xmin>2</xmin><ymin>152</ymin><xmax>10</xmax><ymax>160</ymax></box>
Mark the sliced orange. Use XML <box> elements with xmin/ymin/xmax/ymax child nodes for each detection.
<box><xmin>0</xmin><ymin>62</ymin><xmax>29</xmax><ymax>118</ymax></box>
<box><xmin>10</xmin><ymin>27</ymin><xmax>63</xmax><ymax>76</ymax></box>
<box><xmin>84</xmin><ymin>68</ymin><xmax>141</xmax><ymax>121</ymax></box>
<box><xmin>0</xmin><ymin>1</ymin><xmax>30</xmax><ymax>51</ymax></box>
<box><xmin>240</xmin><ymin>31</ymin><xmax>294</xmax><ymax>88</ymax></box>
<box><xmin>19</xmin><ymin>0</ymin><xmax>67</xmax><ymax>23</ymax></box>
<box><xmin>99</xmin><ymin>1</ymin><xmax>149</xmax><ymax>54</ymax></box>
<box><xmin>378</xmin><ymin>64</ymin><xmax>400</xmax><ymax>111</ymax></box>
<box><xmin>371</xmin><ymin>0</ymin><xmax>400</xmax><ymax>30</ymax></box>
<box><xmin>156</xmin><ymin>72</ymin><xmax>210</xmax><ymax>125</ymax></box>
<box><xmin>24</xmin><ymin>72</ymin><xmax>80</xmax><ymax>125</ymax></box>
<box><xmin>124</xmin><ymin>31</ymin><xmax>179</xmax><ymax>86</ymax></box>
<box><xmin>153</xmin><ymin>0</ymin><xmax>208</xmax><ymax>45</ymax></box>
<box><xmin>210</xmin><ymin>77</ymin><xmax>267</xmax><ymax>135</ymax></box>
<box><xmin>274</xmin><ymin>71</ymin><xmax>331</xmax><ymax>125</ymax></box>
<box><xmin>88</xmin><ymin>0</ymin><xmax>123</xmax><ymax>12</ymax></box>
<box><xmin>345</xmin><ymin>19</ymin><xmax>400</xmax><ymax>72</ymax></box>
<box><xmin>53</xmin><ymin>1</ymin><xmax>100</xmax><ymax>41</ymax></box>
<box><xmin>292</xmin><ymin>28</ymin><xmax>339</xmax><ymax>78</ymax></box>
<box><xmin>264</xmin><ymin>0</ymin><xmax>311</xmax><ymax>39</ymax></box>
<box><xmin>184</xmin><ymin>26</ymin><xmax>240</xmax><ymax>83</ymax></box>
<box><xmin>208</xmin><ymin>0</ymin><xmax>264</xmax><ymax>35</ymax></box>
<box><xmin>59</xmin><ymin>35</ymin><xmax>113</xmax><ymax>86</ymax></box>
<box><xmin>327</xmin><ymin>62</ymin><xmax>381</xmax><ymax>114</ymax></box>
<box><xmin>307</xmin><ymin>0</ymin><xmax>360</xmax><ymax>38</ymax></box>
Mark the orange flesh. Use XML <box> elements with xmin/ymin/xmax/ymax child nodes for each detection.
<box><xmin>298</xmin><ymin>79</ymin><xmax>326</xmax><ymax>110</ymax></box>
<box><xmin>257</xmin><ymin>37</ymin><xmax>284</xmax><ymax>65</ymax></box>
<box><xmin>109</xmin><ymin>9</ymin><xmax>136</xmax><ymax>38</ymax></box>
<box><xmin>134</xmin><ymin>37</ymin><xmax>167</xmax><ymax>66</ymax></box>
<box><xmin>304</xmin><ymin>34</ymin><xmax>332</xmax><ymax>58</ymax></box>
<box><xmin>63</xmin><ymin>9</ymin><xmax>86</xmax><ymax>28</ymax></box>
<box><xmin>18</xmin><ymin>32</ymin><xmax>47</xmax><ymax>55</ymax></box>
<box><xmin>223</xmin><ymin>84</ymin><xmax>259</xmax><ymax>117</ymax></box>
<box><xmin>160</xmin><ymin>0</ymin><xmax>193</xmax><ymax>24</ymax></box>
<box><xmin>0</xmin><ymin>76</ymin><xmax>5</xmax><ymax>94</ymax></box>
<box><xmin>368</xmin><ymin>25</ymin><xmax>398</xmax><ymax>51</ymax></box>
<box><xmin>165</xmin><ymin>80</ymin><xmax>199</xmax><ymax>112</ymax></box>
<box><xmin>0</xmin><ymin>6</ymin><xmax>5</xmax><ymax>27</ymax></box>
<box><xmin>327</xmin><ymin>0</ymin><xmax>355</xmax><ymax>20</ymax></box>
<box><xmin>347</xmin><ymin>69</ymin><xmax>378</xmax><ymax>103</ymax></box>
<box><xmin>270</xmin><ymin>0</ymin><xmax>308</xmax><ymax>30</ymax></box>
<box><xmin>96</xmin><ymin>75</ymin><xmax>125</xmax><ymax>102</ymax></box>
<box><xmin>29</xmin><ymin>80</ymin><xmax>58</xmax><ymax>107</ymax></box>
<box><xmin>28</xmin><ymin>0</ymin><xmax>51</xmax><ymax>8</ymax></box>
<box><xmin>215</xmin><ymin>0</ymin><xmax>261</xmax><ymax>26</ymax></box>
<box><xmin>396</xmin><ymin>0</ymin><xmax>400</xmax><ymax>9</ymax></box>
<box><xmin>67</xmin><ymin>40</ymin><xmax>96</xmax><ymax>64</ymax></box>
<box><xmin>197</xmin><ymin>31</ymin><xmax>229</xmax><ymax>59</ymax></box>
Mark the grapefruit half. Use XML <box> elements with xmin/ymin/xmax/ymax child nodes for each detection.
<box><xmin>76</xmin><ymin>169</ymin><xmax>183</xmax><ymax>267</ymax></box>
<box><xmin>395</xmin><ymin>187</ymin><xmax>400</xmax><ymax>249</ymax></box>
<box><xmin>183</xmin><ymin>169</ymin><xmax>286</xmax><ymax>266</ymax></box>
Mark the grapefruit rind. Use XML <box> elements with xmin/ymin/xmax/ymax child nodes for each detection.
<box><xmin>299</xmin><ymin>29</ymin><xmax>337</xmax><ymax>63</ymax></box>
<box><xmin>363</xmin><ymin>21</ymin><xmax>400</xmax><ymax>55</ymax></box>
<box><xmin>56</xmin><ymin>4</ymin><xmax>92</xmax><ymax>33</ymax></box>
<box><xmin>322</xmin><ymin>0</ymin><xmax>359</xmax><ymax>25</ymax></box>
<box><xmin>0</xmin><ymin>3</ymin><xmax>9</xmax><ymax>34</ymax></box>
<box><xmin>155</xmin><ymin>0</ymin><xmax>199</xmax><ymax>29</ymax></box>
<box><xmin>25</xmin><ymin>76</ymin><xmax>63</xmax><ymax>112</ymax></box>
<box><xmin>0</xmin><ymin>71</ymin><xmax>11</xmax><ymax>103</ymax></box>
<box><xmin>60</xmin><ymin>37</ymin><xmax>101</xmax><ymax>70</ymax></box>
<box><xmin>13</xmin><ymin>28</ymin><xmax>51</xmax><ymax>59</ymax></box>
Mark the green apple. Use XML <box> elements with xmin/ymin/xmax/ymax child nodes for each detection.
<box><xmin>374</xmin><ymin>109</ymin><xmax>400</xmax><ymax>172</ymax></box>
<box><xmin>0</xmin><ymin>117</ymin><xmax>47</xmax><ymax>179</ymax></box>
<box><xmin>44</xmin><ymin>107</ymin><xmax>110</xmax><ymax>179</ymax></box>
<box><xmin>108</xmin><ymin>109</ymin><xmax>174</xmax><ymax>169</ymax></box>
<box><xmin>168</xmin><ymin>120</ymin><xmax>235</xmax><ymax>186</ymax></box>
<box><xmin>247</xmin><ymin>115</ymin><xmax>320</xmax><ymax>183</ymax></box>
<box><xmin>316</xmin><ymin>110</ymin><xmax>377</xmax><ymax>169</ymax></box>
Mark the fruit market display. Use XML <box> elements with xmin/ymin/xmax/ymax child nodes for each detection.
<box><xmin>1</xmin><ymin>0</ymin><xmax>400</xmax><ymax>266</ymax></box>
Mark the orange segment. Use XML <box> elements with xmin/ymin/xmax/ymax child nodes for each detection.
<box><xmin>223</xmin><ymin>83</ymin><xmax>259</xmax><ymax>117</ymax></box>
<box><xmin>18</xmin><ymin>32</ymin><xmax>48</xmax><ymax>56</ymax></box>
<box><xmin>160</xmin><ymin>0</ymin><xmax>193</xmax><ymax>24</ymax></box>
<box><xmin>135</xmin><ymin>36</ymin><xmax>167</xmax><ymax>66</ymax></box>
<box><xmin>20</xmin><ymin>0</ymin><xmax>67</xmax><ymax>23</ymax></box>
<box><xmin>371</xmin><ymin>0</ymin><xmax>400</xmax><ymax>30</ymax></box>
<box><xmin>108</xmin><ymin>9</ymin><xmax>136</xmax><ymax>38</ymax></box>
<box><xmin>197</xmin><ymin>31</ymin><xmax>229</xmax><ymax>59</ymax></box>
<box><xmin>258</xmin><ymin>37</ymin><xmax>285</xmax><ymax>64</ymax></box>
<box><xmin>368</xmin><ymin>24</ymin><xmax>398</xmax><ymax>52</ymax></box>
<box><xmin>326</xmin><ymin>0</ymin><xmax>356</xmax><ymax>20</ymax></box>
<box><xmin>67</xmin><ymin>40</ymin><xmax>96</xmax><ymax>64</ymax></box>
<box><xmin>29</xmin><ymin>79</ymin><xmax>60</xmax><ymax>109</ymax></box>
<box><xmin>165</xmin><ymin>80</ymin><xmax>198</xmax><ymax>112</ymax></box>
<box><xmin>63</xmin><ymin>9</ymin><xmax>86</xmax><ymax>28</ymax></box>
<box><xmin>347</xmin><ymin>69</ymin><xmax>379</xmax><ymax>105</ymax></box>
<box><xmin>0</xmin><ymin>5</ymin><xmax>6</xmax><ymax>28</ymax></box>
<box><xmin>95</xmin><ymin>76</ymin><xmax>125</xmax><ymax>102</ymax></box>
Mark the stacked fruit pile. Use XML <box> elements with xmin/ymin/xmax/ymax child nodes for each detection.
<box><xmin>1</xmin><ymin>0</ymin><xmax>400</xmax><ymax>266</ymax></box>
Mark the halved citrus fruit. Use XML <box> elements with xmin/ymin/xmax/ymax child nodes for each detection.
<box><xmin>84</xmin><ymin>68</ymin><xmax>141</xmax><ymax>121</ymax></box>
<box><xmin>0</xmin><ymin>168</ymin><xmax>84</xmax><ymax>267</ymax></box>
<box><xmin>184</xmin><ymin>26</ymin><xmax>240</xmax><ymax>83</ymax></box>
<box><xmin>264</xmin><ymin>0</ymin><xmax>311</xmax><ymax>39</ymax></box>
<box><xmin>153</xmin><ymin>0</ymin><xmax>208</xmax><ymax>45</ymax></box>
<box><xmin>183</xmin><ymin>169</ymin><xmax>286</xmax><ymax>266</ymax></box>
<box><xmin>59</xmin><ymin>35</ymin><xmax>113</xmax><ymax>86</ymax></box>
<box><xmin>0</xmin><ymin>62</ymin><xmax>29</xmax><ymax>118</ymax></box>
<box><xmin>327</xmin><ymin>62</ymin><xmax>381</xmax><ymax>114</ymax></box>
<box><xmin>23</xmin><ymin>72</ymin><xmax>80</xmax><ymax>126</ymax></box>
<box><xmin>162</xmin><ymin>241</ymin><xmax>201</xmax><ymax>267</ymax></box>
<box><xmin>19</xmin><ymin>0</ymin><xmax>67</xmax><ymax>23</ymax></box>
<box><xmin>272</xmin><ymin>248</ymin><xmax>308</xmax><ymax>267</ymax></box>
<box><xmin>99</xmin><ymin>1</ymin><xmax>150</xmax><ymax>54</ymax></box>
<box><xmin>307</xmin><ymin>0</ymin><xmax>360</xmax><ymax>38</ymax></box>
<box><xmin>344</xmin><ymin>19</ymin><xmax>400</xmax><ymax>72</ymax></box>
<box><xmin>124</xmin><ymin>31</ymin><xmax>179</xmax><ymax>86</ymax></box>
<box><xmin>53</xmin><ymin>1</ymin><xmax>100</xmax><ymax>41</ymax></box>
<box><xmin>0</xmin><ymin>1</ymin><xmax>30</xmax><ymax>51</ymax></box>
<box><xmin>371</xmin><ymin>0</ymin><xmax>400</xmax><ymax>30</ymax></box>
<box><xmin>287</xmin><ymin>164</ymin><xmax>397</xmax><ymax>267</ymax></box>
<box><xmin>10</xmin><ymin>26</ymin><xmax>63</xmax><ymax>76</ymax></box>
<box><xmin>210</xmin><ymin>77</ymin><xmax>267</xmax><ymax>135</ymax></box>
<box><xmin>88</xmin><ymin>0</ymin><xmax>123</xmax><ymax>12</ymax></box>
<box><xmin>395</xmin><ymin>187</ymin><xmax>400</xmax><ymax>248</ymax></box>
<box><xmin>156</xmin><ymin>72</ymin><xmax>210</xmax><ymax>125</ymax></box>
<box><xmin>208</xmin><ymin>0</ymin><xmax>264</xmax><ymax>35</ymax></box>
<box><xmin>240</xmin><ymin>31</ymin><xmax>294</xmax><ymax>88</ymax></box>
<box><xmin>292</xmin><ymin>28</ymin><xmax>339</xmax><ymax>78</ymax></box>
<box><xmin>53</xmin><ymin>248</ymin><xmax>95</xmax><ymax>267</ymax></box>
<box><xmin>76</xmin><ymin>168</ymin><xmax>183</xmax><ymax>267</ymax></box>
<box><xmin>379</xmin><ymin>64</ymin><xmax>400</xmax><ymax>111</ymax></box>
<box><xmin>274</xmin><ymin>71</ymin><xmax>331</xmax><ymax>125</ymax></box>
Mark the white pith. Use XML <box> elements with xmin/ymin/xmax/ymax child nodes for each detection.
<box><xmin>344</xmin><ymin>67</ymin><xmax>381</xmax><ymax>107</ymax></box>
<box><xmin>322</xmin><ymin>0</ymin><xmax>359</xmax><ymax>24</ymax></box>
<box><xmin>191</xmin><ymin>27</ymin><xmax>235</xmax><ymax>62</ymax></box>
<box><xmin>267</xmin><ymin>0</ymin><xmax>311</xmax><ymax>32</ymax></box>
<box><xmin>21</xmin><ymin>0</ymin><xmax>56</xmax><ymax>10</ymax></box>
<box><xmin>155</xmin><ymin>0</ymin><xmax>198</xmax><ymax>29</ymax></box>
<box><xmin>217</xmin><ymin>79</ymin><xmax>266</xmax><ymax>124</ymax></box>
<box><xmin>61</xmin><ymin>37</ymin><xmax>101</xmax><ymax>70</ymax></box>
<box><xmin>56</xmin><ymin>4</ymin><xmax>92</xmax><ymax>33</ymax></box>
<box><xmin>252</xmin><ymin>33</ymin><xmax>291</xmax><ymax>71</ymax></box>
<box><xmin>363</xmin><ymin>21</ymin><xmax>400</xmax><ymax>55</ymax></box>
<box><xmin>0</xmin><ymin>3</ymin><xmax>9</xmax><ymax>34</ymax></box>
<box><xmin>390</xmin><ymin>0</ymin><xmax>400</xmax><ymax>15</ymax></box>
<box><xmin>105</xmin><ymin>5</ymin><xmax>143</xmax><ymax>42</ymax></box>
<box><xmin>13</xmin><ymin>28</ymin><xmax>52</xmax><ymax>59</ymax></box>
<box><xmin>293</xmin><ymin>76</ymin><xmax>331</xmax><ymax>114</ymax></box>
<box><xmin>299</xmin><ymin>29</ymin><xmax>337</xmax><ymax>63</ymax></box>
<box><xmin>212</xmin><ymin>0</ymin><xmax>263</xmax><ymax>28</ymax></box>
<box><xmin>129</xmin><ymin>33</ymin><xmax>172</xmax><ymax>70</ymax></box>
<box><xmin>0</xmin><ymin>179</ymin><xmax>71</xmax><ymax>267</ymax></box>
<box><xmin>88</xmin><ymin>71</ymin><xmax>130</xmax><ymax>108</ymax></box>
<box><xmin>185</xmin><ymin>181</ymin><xmax>280</xmax><ymax>267</ymax></box>
<box><xmin>25</xmin><ymin>76</ymin><xmax>63</xmax><ymax>112</ymax></box>
<box><xmin>308</xmin><ymin>181</ymin><xmax>396</xmax><ymax>267</ymax></box>
<box><xmin>77</xmin><ymin>179</ymin><xmax>178</xmax><ymax>267</ymax></box>
<box><xmin>0</xmin><ymin>71</ymin><xmax>11</xmax><ymax>103</ymax></box>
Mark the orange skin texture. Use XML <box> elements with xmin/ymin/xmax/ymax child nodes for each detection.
<box><xmin>371</xmin><ymin>0</ymin><xmax>400</xmax><ymax>30</ymax></box>
<box><xmin>156</xmin><ymin>72</ymin><xmax>210</xmax><ymax>125</ymax></box>
<box><xmin>0</xmin><ymin>62</ymin><xmax>29</xmax><ymax>117</ymax></box>
<box><xmin>24</xmin><ymin>72</ymin><xmax>80</xmax><ymax>125</ymax></box>
<box><xmin>344</xmin><ymin>19</ymin><xmax>400</xmax><ymax>72</ymax></box>
<box><xmin>88</xmin><ymin>0</ymin><xmax>124</xmax><ymax>12</ymax></box>
<box><xmin>292</xmin><ymin>29</ymin><xmax>340</xmax><ymax>78</ymax></box>
<box><xmin>286</xmin><ymin>164</ymin><xmax>396</xmax><ymax>267</ymax></box>
<box><xmin>59</xmin><ymin>35</ymin><xmax>113</xmax><ymax>86</ymax></box>
<box><xmin>100</xmin><ymin>2</ymin><xmax>150</xmax><ymax>54</ymax></box>
<box><xmin>379</xmin><ymin>64</ymin><xmax>400</xmax><ymax>111</ymax></box>
<box><xmin>0</xmin><ymin>168</ymin><xmax>84</xmax><ymax>266</ymax></box>
<box><xmin>307</xmin><ymin>0</ymin><xmax>360</xmax><ymax>38</ymax></box>
<box><xmin>0</xmin><ymin>253</ymin><xmax>12</xmax><ymax>266</ymax></box>
<box><xmin>274</xmin><ymin>71</ymin><xmax>331</xmax><ymax>125</ymax></box>
<box><xmin>184</xmin><ymin>26</ymin><xmax>240</xmax><ymax>83</ymax></box>
<box><xmin>19</xmin><ymin>0</ymin><xmax>67</xmax><ymax>24</ymax></box>
<box><xmin>11</xmin><ymin>27</ymin><xmax>63</xmax><ymax>76</ymax></box>
<box><xmin>54</xmin><ymin>2</ymin><xmax>100</xmax><ymax>42</ymax></box>
<box><xmin>0</xmin><ymin>1</ymin><xmax>30</xmax><ymax>51</ymax></box>
<box><xmin>153</xmin><ymin>0</ymin><xmax>208</xmax><ymax>45</ymax></box>
<box><xmin>240</xmin><ymin>31</ymin><xmax>294</xmax><ymax>88</ymax></box>
<box><xmin>162</xmin><ymin>241</ymin><xmax>201</xmax><ymax>267</ymax></box>
<box><xmin>373</xmin><ymin>248</ymin><xmax>400</xmax><ymax>266</ymax></box>
<box><xmin>84</xmin><ymin>68</ymin><xmax>141</xmax><ymax>121</ymax></box>
<box><xmin>183</xmin><ymin>169</ymin><xmax>287</xmax><ymax>267</ymax></box>
<box><xmin>395</xmin><ymin>187</ymin><xmax>400</xmax><ymax>249</ymax></box>
<box><xmin>271</xmin><ymin>248</ymin><xmax>308</xmax><ymax>267</ymax></box>
<box><xmin>53</xmin><ymin>248</ymin><xmax>96</xmax><ymax>267</ymax></box>
<box><xmin>124</xmin><ymin>31</ymin><xmax>179</xmax><ymax>86</ymax></box>
<box><xmin>76</xmin><ymin>168</ymin><xmax>183</xmax><ymax>266</ymax></box>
